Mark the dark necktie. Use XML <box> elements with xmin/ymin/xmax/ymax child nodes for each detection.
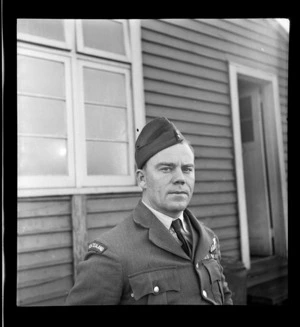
<box><xmin>171</xmin><ymin>219</ymin><xmax>191</xmax><ymax>257</ymax></box>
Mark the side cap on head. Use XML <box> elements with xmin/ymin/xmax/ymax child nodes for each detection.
<box><xmin>135</xmin><ymin>117</ymin><xmax>185</xmax><ymax>169</ymax></box>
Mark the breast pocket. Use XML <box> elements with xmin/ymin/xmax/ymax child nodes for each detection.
<box><xmin>203</xmin><ymin>259</ymin><xmax>224</xmax><ymax>304</ymax></box>
<box><xmin>128</xmin><ymin>266</ymin><xmax>180</xmax><ymax>304</ymax></box>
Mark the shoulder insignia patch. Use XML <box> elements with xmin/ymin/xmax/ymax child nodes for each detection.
<box><xmin>88</xmin><ymin>241</ymin><xmax>107</xmax><ymax>255</ymax></box>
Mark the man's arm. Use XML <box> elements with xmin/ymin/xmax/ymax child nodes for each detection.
<box><xmin>220</xmin><ymin>269</ymin><xmax>233</xmax><ymax>305</ymax></box>
<box><xmin>214</xmin><ymin>235</ymin><xmax>233</xmax><ymax>305</ymax></box>
<box><xmin>66</xmin><ymin>249</ymin><xmax>123</xmax><ymax>305</ymax></box>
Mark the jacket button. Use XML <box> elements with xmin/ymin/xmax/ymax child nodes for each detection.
<box><xmin>131</xmin><ymin>292</ymin><xmax>134</xmax><ymax>298</ymax></box>
<box><xmin>153</xmin><ymin>286</ymin><xmax>160</xmax><ymax>293</ymax></box>
<box><xmin>196</xmin><ymin>263</ymin><xmax>199</xmax><ymax>269</ymax></box>
<box><xmin>202</xmin><ymin>290</ymin><xmax>207</xmax><ymax>297</ymax></box>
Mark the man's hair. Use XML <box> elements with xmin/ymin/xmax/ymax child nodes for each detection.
<box><xmin>183</xmin><ymin>139</ymin><xmax>195</xmax><ymax>154</ymax></box>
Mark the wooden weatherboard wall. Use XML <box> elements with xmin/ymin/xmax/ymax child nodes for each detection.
<box><xmin>141</xmin><ymin>18</ymin><xmax>288</xmax><ymax>259</ymax></box>
<box><xmin>17</xmin><ymin>196</ymin><xmax>74</xmax><ymax>305</ymax></box>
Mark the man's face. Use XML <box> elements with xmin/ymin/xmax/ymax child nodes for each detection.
<box><xmin>137</xmin><ymin>142</ymin><xmax>195</xmax><ymax>218</ymax></box>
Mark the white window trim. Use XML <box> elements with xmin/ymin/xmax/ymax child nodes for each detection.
<box><xmin>229</xmin><ymin>62</ymin><xmax>288</xmax><ymax>269</ymax></box>
<box><xmin>18</xmin><ymin>19</ymin><xmax>146</xmax><ymax>197</ymax></box>
<box><xmin>129</xmin><ymin>20</ymin><xmax>146</xmax><ymax>141</ymax></box>
<box><xmin>76</xmin><ymin>19</ymin><xmax>131</xmax><ymax>63</ymax></box>
<box><xmin>18</xmin><ymin>185</ymin><xmax>143</xmax><ymax>197</ymax></box>
<box><xmin>17</xmin><ymin>19</ymin><xmax>73</xmax><ymax>50</ymax></box>
<box><xmin>76</xmin><ymin>60</ymin><xmax>136</xmax><ymax>187</ymax></box>
<box><xmin>17</xmin><ymin>47</ymin><xmax>76</xmax><ymax>189</ymax></box>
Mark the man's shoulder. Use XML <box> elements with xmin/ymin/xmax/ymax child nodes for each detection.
<box><xmin>199</xmin><ymin>221</ymin><xmax>217</xmax><ymax>238</ymax></box>
<box><xmin>87</xmin><ymin>211</ymin><xmax>138</xmax><ymax>253</ymax></box>
<box><xmin>97</xmin><ymin>212</ymin><xmax>134</xmax><ymax>239</ymax></box>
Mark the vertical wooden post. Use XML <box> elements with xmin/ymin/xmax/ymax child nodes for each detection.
<box><xmin>71</xmin><ymin>194</ymin><xmax>88</xmax><ymax>280</ymax></box>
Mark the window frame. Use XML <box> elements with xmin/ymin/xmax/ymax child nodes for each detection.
<box><xmin>17</xmin><ymin>47</ymin><xmax>76</xmax><ymax>189</ymax></box>
<box><xmin>17</xmin><ymin>19</ymin><xmax>146</xmax><ymax>197</ymax></box>
<box><xmin>76</xmin><ymin>59</ymin><xmax>136</xmax><ymax>187</ymax></box>
<box><xmin>75</xmin><ymin>19</ymin><xmax>131</xmax><ymax>63</ymax></box>
<box><xmin>17</xmin><ymin>19</ymin><xmax>73</xmax><ymax>50</ymax></box>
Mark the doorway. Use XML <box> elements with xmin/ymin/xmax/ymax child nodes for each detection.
<box><xmin>238</xmin><ymin>79</ymin><xmax>274</xmax><ymax>258</ymax></box>
<box><xmin>229</xmin><ymin>63</ymin><xmax>288</xmax><ymax>269</ymax></box>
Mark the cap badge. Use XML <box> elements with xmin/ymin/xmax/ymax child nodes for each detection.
<box><xmin>175</xmin><ymin>130</ymin><xmax>182</xmax><ymax>141</ymax></box>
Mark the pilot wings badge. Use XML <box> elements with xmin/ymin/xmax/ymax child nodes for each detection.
<box><xmin>209</xmin><ymin>237</ymin><xmax>217</xmax><ymax>254</ymax></box>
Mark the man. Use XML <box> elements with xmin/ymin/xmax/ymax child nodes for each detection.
<box><xmin>66</xmin><ymin>117</ymin><xmax>233</xmax><ymax>305</ymax></box>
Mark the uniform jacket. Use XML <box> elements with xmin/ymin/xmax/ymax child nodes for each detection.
<box><xmin>66</xmin><ymin>200</ymin><xmax>233</xmax><ymax>305</ymax></box>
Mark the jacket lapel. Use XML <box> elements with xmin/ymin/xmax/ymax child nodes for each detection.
<box><xmin>133</xmin><ymin>201</ymin><xmax>190</xmax><ymax>260</ymax></box>
<box><xmin>184</xmin><ymin>208</ymin><xmax>214</xmax><ymax>261</ymax></box>
<box><xmin>184</xmin><ymin>212</ymin><xmax>198</xmax><ymax>260</ymax></box>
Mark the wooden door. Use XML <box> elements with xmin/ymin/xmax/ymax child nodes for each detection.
<box><xmin>239</xmin><ymin>85</ymin><xmax>273</xmax><ymax>256</ymax></box>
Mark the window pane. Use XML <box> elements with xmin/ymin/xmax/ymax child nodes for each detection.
<box><xmin>85</xmin><ymin>105</ymin><xmax>127</xmax><ymax>141</ymax></box>
<box><xmin>83</xmin><ymin>67</ymin><xmax>126</xmax><ymax>107</ymax></box>
<box><xmin>81</xmin><ymin>20</ymin><xmax>125</xmax><ymax>55</ymax></box>
<box><xmin>241</xmin><ymin>121</ymin><xmax>254</xmax><ymax>143</ymax></box>
<box><xmin>18</xmin><ymin>137</ymin><xmax>68</xmax><ymax>176</ymax></box>
<box><xmin>18</xmin><ymin>95</ymin><xmax>66</xmax><ymax>136</ymax></box>
<box><xmin>239</xmin><ymin>96</ymin><xmax>253</xmax><ymax>120</ymax></box>
<box><xmin>86</xmin><ymin>141</ymin><xmax>128</xmax><ymax>175</ymax></box>
<box><xmin>17</xmin><ymin>19</ymin><xmax>65</xmax><ymax>42</ymax></box>
<box><xmin>18</xmin><ymin>55</ymin><xmax>65</xmax><ymax>98</ymax></box>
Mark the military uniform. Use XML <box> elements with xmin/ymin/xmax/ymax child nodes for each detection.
<box><xmin>66</xmin><ymin>201</ymin><xmax>233</xmax><ymax>305</ymax></box>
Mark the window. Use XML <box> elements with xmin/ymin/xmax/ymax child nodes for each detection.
<box><xmin>76</xmin><ymin>20</ymin><xmax>130</xmax><ymax>62</ymax></box>
<box><xmin>17</xmin><ymin>19</ymin><xmax>72</xmax><ymax>49</ymax></box>
<box><xmin>17</xmin><ymin>19</ymin><xmax>145</xmax><ymax>196</ymax></box>
<box><xmin>17</xmin><ymin>49</ymin><xmax>75</xmax><ymax>188</ymax></box>
<box><xmin>78</xmin><ymin>61</ymin><xmax>135</xmax><ymax>186</ymax></box>
<box><xmin>239</xmin><ymin>96</ymin><xmax>254</xmax><ymax>143</ymax></box>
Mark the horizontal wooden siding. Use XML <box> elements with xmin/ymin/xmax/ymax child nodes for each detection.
<box><xmin>17</xmin><ymin>196</ymin><xmax>73</xmax><ymax>306</ymax></box>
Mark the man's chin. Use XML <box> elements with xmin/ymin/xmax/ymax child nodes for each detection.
<box><xmin>167</xmin><ymin>202</ymin><xmax>188</xmax><ymax>213</ymax></box>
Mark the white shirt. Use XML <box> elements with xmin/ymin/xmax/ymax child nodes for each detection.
<box><xmin>142</xmin><ymin>200</ymin><xmax>192</xmax><ymax>245</ymax></box>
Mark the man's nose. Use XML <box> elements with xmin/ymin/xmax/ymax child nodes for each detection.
<box><xmin>173</xmin><ymin>167</ymin><xmax>185</xmax><ymax>184</ymax></box>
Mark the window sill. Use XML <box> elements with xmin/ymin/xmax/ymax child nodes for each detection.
<box><xmin>18</xmin><ymin>185</ymin><xmax>142</xmax><ymax>198</ymax></box>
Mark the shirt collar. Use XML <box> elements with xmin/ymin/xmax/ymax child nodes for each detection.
<box><xmin>142</xmin><ymin>200</ymin><xmax>187</xmax><ymax>232</ymax></box>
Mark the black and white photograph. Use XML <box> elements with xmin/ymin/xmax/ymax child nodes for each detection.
<box><xmin>9</xmin><ymin>18</ymin><xmax>290</xmax><ymax>308</ymax></box>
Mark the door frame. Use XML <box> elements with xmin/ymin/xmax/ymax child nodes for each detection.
<box><xmin>229</xmin><ymin>62</ymin><xmax>288</xmax><ymax>269</ymax></box>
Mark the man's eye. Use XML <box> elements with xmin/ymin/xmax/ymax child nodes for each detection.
<box><xmin>161</xmin><ymin>167</ymin><xmax>171</xmax><ymax>172</ymax></box>
<box><xmin>183</xmin><ymin>167</ymin><xmax>193</xmax><ymax>173</ymax></box>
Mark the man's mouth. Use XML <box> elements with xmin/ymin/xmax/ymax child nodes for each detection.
<box><xmin>169</xmin><ymin>191</ymin><xmax>189</xmax><ymax>195</ymax></box>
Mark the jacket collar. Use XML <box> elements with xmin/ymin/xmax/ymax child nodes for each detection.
<box><xmin>133</xmin><ymin>200</ymin><xmax>188</xmax><ymax>259</ymax></box>
<box><xmin>133</xmin><ymin>200</ymin><xmax>214</xmax><ymax>261</ymax></box>
<box><xmin>133</xmin><ymin>200</ymin><xmax>156</xmax><ymax>228</ymax></box>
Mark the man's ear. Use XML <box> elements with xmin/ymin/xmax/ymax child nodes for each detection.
<box><xmin>136</xmin><ymin>169</ymin><xmax>147</xmax><ymax>189</ymax></box>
